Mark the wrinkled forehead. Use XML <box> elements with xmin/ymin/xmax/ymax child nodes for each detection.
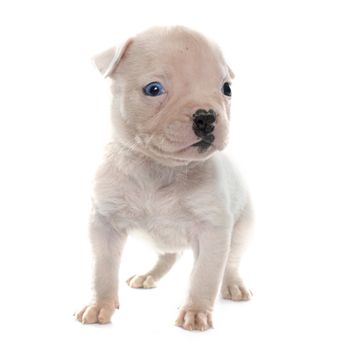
<box><xmin>121</xmin><ymin>29</ymin><xmax>228</xmax><ymax>83</ymax></box>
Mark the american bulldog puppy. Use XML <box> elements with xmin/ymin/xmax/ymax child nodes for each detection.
<box><xmin>75</xmin><ymin>26</ymin><xmax>253</xmax><ymax>331</ymax></box>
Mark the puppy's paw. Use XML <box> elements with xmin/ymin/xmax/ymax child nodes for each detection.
<box><xmin>74</xmin><ymin>301</ymin><xmax>117</xmax><ymax>324</ymax></box>
<box><xmin>127</xmin><ymin>274</ymin><xmax>156</xmax><ymax>289</ymax></box>
<box><xmin>221</xmin><ymin>280</ymin><xmax>252</xmax><ymax>301</ymax></box>
<box><xmin>175</xmin><ymin>309</ymin><xmax>213</xmax><ymax>331</ymax></box>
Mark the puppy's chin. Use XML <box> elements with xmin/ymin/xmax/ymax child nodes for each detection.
<box><xmin>144</xmin><ymin>141</ymin><xmax>220</xmax><ymax>167</ymax></box>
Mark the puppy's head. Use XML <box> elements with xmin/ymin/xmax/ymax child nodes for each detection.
<box><xmin>94</xmin><ymin>26</ymin><xmax>234</xmax><ymax>166</ymax></box>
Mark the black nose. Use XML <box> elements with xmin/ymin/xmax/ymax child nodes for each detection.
<box><xmin>192</xmin><ymin>109</ymin><xmax>216</xmax><ymax>137</ymax></box>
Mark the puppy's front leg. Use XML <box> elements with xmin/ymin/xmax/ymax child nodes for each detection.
<box><xmin>176</xmin><ymin>228</ymin><xmax>230</xmax><ymax>331</ymax></box>
<box><xmin>75</xmin><ymin>210</ymin><xmax>127</xmax><ymax>324</ymax></box>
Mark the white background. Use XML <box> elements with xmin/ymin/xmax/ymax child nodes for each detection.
<box><xmin>0</xmin><ymin>0</ymin><xmax>349</xmax><ymax>349</ymax></box>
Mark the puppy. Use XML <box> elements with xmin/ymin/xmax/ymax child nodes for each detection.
<box><xmin>75</xmin><ymin>26</ymin><xmax>253</xmax><ymax>331</ymax></box>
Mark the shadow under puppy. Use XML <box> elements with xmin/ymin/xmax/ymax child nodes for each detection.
<box><xmin>75</xmin><ymin>26</ymin><xmax>253</xmax><ymax>331</ymax></box>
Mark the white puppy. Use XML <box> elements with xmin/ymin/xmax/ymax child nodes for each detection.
<box><xmin>75</xmin><ymin>26</ymin><xmax>253</xmax><ymax>331</ymax></box>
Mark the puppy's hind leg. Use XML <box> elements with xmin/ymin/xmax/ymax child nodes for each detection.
<box><xmin>127</xmin><ymin>253</ymin><xmax>178</xmax><ymax>289</ymax></box>
<box><xmin>221</xmin><ymin>204</ymin><xmax>254</xmax><ymax>301</ymax></box>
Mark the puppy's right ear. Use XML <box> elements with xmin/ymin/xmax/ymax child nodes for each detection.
<box><xmin>93</xmin><ymin>38</ymin><xmax>133</xmax><ymax>78</ymax></box>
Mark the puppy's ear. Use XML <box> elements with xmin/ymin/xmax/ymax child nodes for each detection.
<box><xmin>227</xmin><ymin>65</ymin><xmax>235</xmax><ymax>80</ymax></box>
<box><xmin>93</xmin><ymin>38</ymin><xmax>133</xmax><ymax>78</ymax></box>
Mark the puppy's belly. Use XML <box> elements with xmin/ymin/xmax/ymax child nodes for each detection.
<box><xmin>130</xmin><ymin>223</ymin><xmax>191</xmax><ymax>254</ymax></box>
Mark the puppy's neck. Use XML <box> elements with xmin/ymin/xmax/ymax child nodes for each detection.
<box><xmin>106</xmin><ymin>141</ymin><xmax>204</xmax><ymax>186</ymax></box>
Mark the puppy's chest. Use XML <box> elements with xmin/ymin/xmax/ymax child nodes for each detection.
<box><xmin>116</xmin><ymin>181</ymin><xmax>195</xmax><ymax>251</ymax></box>
<box><xmin>121</xmin><ymin>182</ymin><xmax>190</xmax><ymax>226</ymax></box>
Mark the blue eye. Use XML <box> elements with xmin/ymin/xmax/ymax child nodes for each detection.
<box><xmin>143</xmin><ymin>81</ymin><xmax>165</xmax><ymax>96</ymax></box>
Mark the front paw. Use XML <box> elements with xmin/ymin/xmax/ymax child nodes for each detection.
<box><xmin>175</xmin><ymin>308</ymin><xmax>213</xmax><ymax>331</ymax></box>
<box><xmin>127</xmin><ymin>274</ymin><xmax>156</xmax><ymax>289</ymax></box>
<box><xmin>221</xmin><ymin>280</ymin><xmax>252</xmax><ymax>301</ymax></box>
<box><xmin>74</xmin><ymin>300</ymin><xmax>117</xmax><ymax>324</ymax></box>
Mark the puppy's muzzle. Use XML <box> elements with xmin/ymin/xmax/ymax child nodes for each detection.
<box><xmin>192</xmin><ymin>109</ymin><xmax>216</xmax><ymax>152</ymax></box>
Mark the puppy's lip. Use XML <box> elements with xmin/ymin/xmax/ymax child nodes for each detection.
<box><xmin>176</xmin><ymin>137</ymin><xmax>215</xmax><ymax>152</ymax></box>
<box><xmin>191</xmin><ymin>139</ymin><xmax>213</xmax><ymax>147</ymax></box>
<box><xmin>191</xmin><ymin>133</ymin><xmax>215</xmax><ymax>149</ymax></box>
<box><xmin>174</xmin><ymin>140</ymin><xmax>213</xmax><ymax>153</ymax></box>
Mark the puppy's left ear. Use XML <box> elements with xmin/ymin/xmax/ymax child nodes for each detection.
<box><xmin>93</xmin><ymin>38</ymin><xmax>133</xmax><ymax>78</ymax></box>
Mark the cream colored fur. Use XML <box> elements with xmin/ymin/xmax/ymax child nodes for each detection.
<box><xmin>74</xmin><ymin>26</ymin><xmax>253</xmax><ymax>331</ymax></box>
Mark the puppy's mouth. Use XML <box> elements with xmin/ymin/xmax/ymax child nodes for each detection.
<box><xmin>191</xmin><ymin>134</ymin><xmax>215</xmax><ymax>153</ymax></box>
<box><xmin>143</xmin><ymin>130</ymin><xmax>219</xmax><ymax>166</ymax></box>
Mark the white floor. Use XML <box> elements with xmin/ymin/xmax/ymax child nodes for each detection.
<box><xmin>1</xmin><ymin>230</ymin><xmax>348</xmax><ymax>350</ymax></box>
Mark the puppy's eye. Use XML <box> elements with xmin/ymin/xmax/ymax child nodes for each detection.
<box><xmin>143</xmin><ymin>82</ymin><xmax>165</xmax><ymax>97</ymax></box>
<box><xmin>222</xmin><ymin>82</ymin><xmax>231</xmax><ymax>97</ymax></box>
